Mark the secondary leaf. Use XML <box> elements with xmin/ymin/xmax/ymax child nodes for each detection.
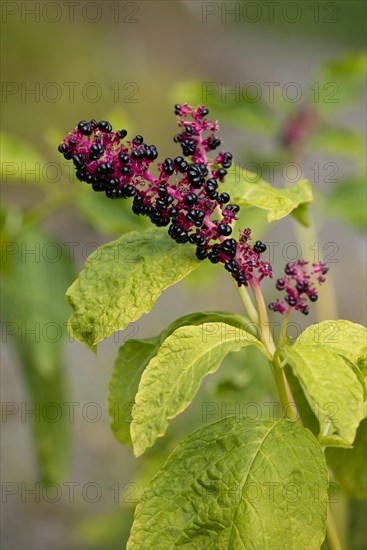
<box><xmin>171</xmin><ymin>80</ymin><xmax>275</xmax><ymax>133</ymax></box>
<box><xmin>224</xmin><ymin>167</ymin><xmax>313</xmax><ymax>223</ymax></box>
<box><xmin>76</xmin><ymin>189</ymin><xmax>148</xmax><ymax>235</ymax></box>
<box><xmin>308</xmin><ymin>126</ymin><xmax>364</xmax><ymax>159</ymax></box>
<box><xmin>108</xmin><ymin>311</ymin><xmax>253</xmax><ymax>446</ymax></box>
<box><xmin>297</xmin><ymin>320</ymin><xmax>367</xmax><ymax>396</ymax></box>
<box><xmin>323</xmin><ymin>175</ymin><xmax>367</xmax><ymax>231</ymax></box>
<box><xmin>2</xmin><ymin>226</ymin><xmax>75</xmax><ymax>375</ymax></box>
<box><xmin>128</xmin><ymin>417</ymin><xmax>328</xmax><ymax>549</ymax></box>
<box><xmin>108</xmin><ymin>338</ymin><xmax>159</xmax><ymax>446</ymax></box>
<box><xmin>1</xmin><ymin>227</ymin><xmax>75</xmax><ymax>481</ymax></box>
<box><xmin>131</xmin><ymin>322</ymin><xmax>266</xmax><ymax>456</ymax></box>
<box><xmin>326</xmin><ymin>418</ymin><xmax>367</xmax><ymax>500</ymax></box>
<box><xmin>284</xmin><ymin>320</ymin><xmax>367</xmax><ymax>447</ymax></box>
<box><xmin>313</xmin><ymin>52</ymin><xmax>367</xmax><ymax>115</ymax></box>
<box><xmin>291</xmin><ymin>201</ymin><xmax>311</xmax><ymax>227</ymax></box>
<box><xmin>1</xmin><ymin>132</ymin><xmax>46</xmax><ymax>184</ymax></box>
<box><xmin>284</xmin><ymin>365</ymin><xmax>319</xmax><ymax>437</ymax></box>
<box><xmin>66</xmin><ymin>228</ymin><xmax>199</xmax><ymax>351</ymax></box>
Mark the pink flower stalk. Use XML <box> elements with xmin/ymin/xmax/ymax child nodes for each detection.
<box><xmin>269</xmin><ymin>260</ymin><xmax>329</xmax><ymax>315</ymax></box>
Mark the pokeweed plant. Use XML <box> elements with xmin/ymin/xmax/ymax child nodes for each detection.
<box><xmin>59</xmin><ymin>104</ymin><xmax>366</xmax><ymax>549</ymax></box>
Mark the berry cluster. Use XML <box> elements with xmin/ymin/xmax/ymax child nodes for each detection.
<box><xmin>58</xmin><ymin>104</ymin><xmax>273</xmax><ymax>289</ymax></box>
<box><xmin>269</xmin><ymin>260</ymin><xmax>329</xmax><ymax>315</ymax></box>
<box><xmin>58</xmin><ymin>119</ymin><xmax>158</xmax><ymax>199</ymax></box>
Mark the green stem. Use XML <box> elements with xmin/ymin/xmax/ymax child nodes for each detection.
<box><xmin>325</xmin><ymin>506</ymin><xmax>342</xmax><ymax>550</ymax></box>
<box><xmin>250</xmin><ymin>279</ymin><xmax>276</xmax><ymax>355</ymax></box>
<box><xmin>278</xmin><ymin>308</ymin><xmax>291</xmax><ymax>348</ymax></box>
<box><xmin>238</xmin><ymin>280</ymin><xmax>298</xmax><ymax>421</ymax></box>
<box><xmin>236</xmin><ymin>282</ymin><xmax>259</xmax><ymax>325</ymax></box>
<box><xmin>272</xmin><ymin>353</ymin><xmax>298</xmax><ymax>421</ymax></box>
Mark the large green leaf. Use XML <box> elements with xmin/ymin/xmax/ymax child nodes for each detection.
<box><xmin>128</xmin><ymin>417</ymin><xmax>328</xmax><ymax>549</ymax></box>
<box><xmin>284</xmin><ymin>320</ymin><xmax>366</xmax><ymax>447</ymax></box>
<box><xmin>224</xmin><ymin>167</ymin><xmax>313</xmax><ymax>223</ymax></box>
<box><xmin>108</xmin><ymin>311</ymin><xmax>253</xmax><ymax>447</ymax></box>
<box><xmin>1</xmin><ymin>227</ymin><xmax>75</xmax><ymax>481</ymax></box>
<box><xmin>131</xmin><ymin>322</ymin><xmax>266</xmax><ymax>456</ymax></box>
<box><xmin>326</xmin><ymin>418</ymin><xmax>367</xmax><ymax>500</ymax></box>
<box><xmin>66</xmin><ymin>229</ymin><xmax>200</xmax><ymax>351</ymax></box>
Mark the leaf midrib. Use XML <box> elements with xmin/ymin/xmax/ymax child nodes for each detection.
<box><xmin>227</xmin><ymin>419</ymin><xmax>283</xmax><ymax>550</ymax></box>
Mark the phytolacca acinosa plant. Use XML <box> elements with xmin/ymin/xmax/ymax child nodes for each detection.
<box><xmin>58</xmin><ymin>104</ymin><xmax>327</xmax><ymax>315</ymax></box>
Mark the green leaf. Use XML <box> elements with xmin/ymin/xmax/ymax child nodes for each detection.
<box><xmin>170</xmin><ymin>80</ymin><xmax>275</xmax><ymax>134</ymax></box>
<box><xmin>284</xmin><ymin>365</ymin><xmax>319</xmax><ymax>437</ymax></box>
<box><xmin>128</xmin><ymin>417</ymin><xmax>328</xmax><ymax>549</ymax></box>
<box><xmin>17</xmin><ymin>357</ymin><xmax>70</xmax><ymax>483</ymax></box>
<box><xmin>313</xmin><ymin>52</ymin><xmax>367</xmax><ymax>115</ymax></box>
<box><xmin>108</xmin><ymin>311</ymin><xmax>253</xmax><ymax>446</ymax></box>
<box><xmin>291</xmin><ymin>202</ymin><xmax>311</xmax><ymax>227</ymax></box>
<box><xmin>108</xmin><ymin>337</ymin><xmax>160</xmax><ymax>447</ymax></box>
<box><xmin>2</xmin><ymin>227</ymin><xmax>75</xmax><ymax>375</ymax></box>
<box><xmin>297</xmin><ymin>319</ymin><xmax>366</xmax><ymax>362</ymax></box>
<box><xmin>75</xmin><ymin>507</ymin><xmax>135</xmax><ymax>550</ymax></box>
<box><xmin>287</xmin><ymin>364</ymin><xmax>367</xmax><ymax>499</ymax></box>
<box><xmin>1</xmin><ymin>227</ymin><xmax>75</xmax><ymax>481</ymax></box>
<box><xmin>307</xmin><ymin>126</ymin><xmax>364</xmax><ymax>158</ymax></box>
<box><xmin>323</xmin><ymin>175</ymin><xmax>367</xmax><ymax>231</ymax></box>
<box><xmin>308</xmin><ymin>126</ymin><xmax>364</xmax><ymax>159</ymax></box>
<box><xmin>66</xmin><ymin>228</ymin><xmax>200</xmax><ymax>351</ymax></box>
<box><xmin>326</xmin><ymin>418</ymin><xmax>367</xmax><ymax>500</ymax></box>
<box><xmin>224</xmin><ymin>167</ymin><xmax>313</xmax><ymax>222</ymax></box>
<box><xmin>76</xmin><ymin>189</ymin><xmax>148</xmax><ymax>235</ymax></box>
<box><xmin>0</xmin><ymin>132</ymin><xmax>46</xmax><ymax>184</ymax></box>
<box><xmin>131</xmin><ymin>322</ymin><xmax>266</xmax><ymax>456</ymax></box>
<box><xmin>158</xmin><ymin>311</ymin><xmax>254</xmax><ymax>342</ymax></box>
<box><xmin>284</xmin><ymin>320</ymin><xmax>367</xmax><ymax>447</ymax></box>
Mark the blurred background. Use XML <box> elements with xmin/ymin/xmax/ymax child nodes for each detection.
<box><xmin>1</xmin><ymin>1</ymin><xmax>366</xmax><ymax>548</ymax></box>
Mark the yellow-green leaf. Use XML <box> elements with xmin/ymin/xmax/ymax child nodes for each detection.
<box><xmin>131</xmin><ymin>322</ymin><xmax>265</xmax><ymax>456</ymax></box>
<box><xmin>327</xmin><ymin>418</ymin><xmax>367</xmax><ymax>500</ymax></box>
<box><xmin>224</xmin><ymin>167</ymin><xmax>313</xmax><ymax>222</ymax></box>
<box><xmin>108</xmin><ymin>312</ymin><xmax>253</xmax><ymax>447</ymax></box>
<box><xmin>284</xmin><ymin>320</ymin><xmax>367</xmax><ymax>447</ymax></box>
<box><xmin>66</xmin><ymin>229</ymin><xmax>199</xmax><ymax>351</ymax></box>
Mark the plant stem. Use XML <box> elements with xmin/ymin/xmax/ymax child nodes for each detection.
<box><xmin>278</xmin><ymin>308</ymin><xmax>291</xmax><ymax>348</ymax></box>
<box><xmin>325</xmin><ymin>506</ymin><xmax>342</xmax><ymax>550</ymax></box>
<box><xmin>236</xmin><ymin>283</ymin><xmax>259</xmax><ymax>325</ymax></box>
<box><xmin>250</xmin><ymin>280</ymin><xmax>276</xmax><ymax>355</ymax></box>
<box><xmin>237</xmin><ymin>280</ymin><xmax>298</xmax><ymax>421</ymax></box>
<box><xmin>272</xmin><ymin>353</ymin><xmax>298</xmax><ymax>421</ymax></box>
<box><xmin>235</xmin><ymin>277</ymin><xmax>342</xmax><ymax>548</ymax></box>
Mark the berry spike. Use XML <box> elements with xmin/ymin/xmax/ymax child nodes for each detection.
<box><xmin>58</xmin><ymin>106</ymin><xmax>271</xmax><ymax>287</ymax></box>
